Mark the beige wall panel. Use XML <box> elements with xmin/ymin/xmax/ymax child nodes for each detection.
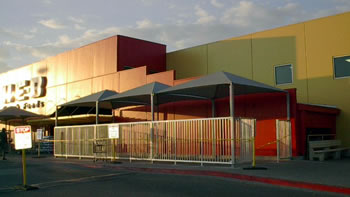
<box><xmin>6</xmin><ymin>64</ymin><xmax>33</xmax><ymax>84</ymax></box>
<box><xmin>56</xmin><ymin>85</ymin><xmax>67</xmax><ymax>106</ymax></box>
<box><xmin>119</xmin><ymin>66</ymin><xmax>146</xmax><ymax>92</ymax></box>
<box><xmin>93</xmin><ymin>36</ymin><xmax>117</xmax><ymax>77</ymax></box>
<box><xmin>32</xmin><ymin>60</ymin><xmax>47</xmax><ymax>78</ymax></box>
<box><xmin>67</xmin><ymin>79</ymin><xmax>92</xmax><ymax>102</ymax></box>
<box><xmin>102</xmin><ymin>72</ymin><xmax>119</xmax><ymax>92</ymax></box>
<box><xmin>67</xmin><ymin>45</ymin><xmax>93</xmax><ymax>83</ymax></box>
<box><xmin>0</xmin><ymin>72</ymin><xmax>8</xmax><ymax>109</ymax></box>
<box><xmin>92</xmin><ymin>76</ymin><xmax>103</xmax><ymax>93</ymax></box>
<box><xmin>92</xmin><ymin>72</ymin><xmax>120</xmax><ymax>93</ymax></box>
<box><xmin>146</xmin><ymin>70</ymin><xmax>175</xmax><ymax>86</ymax></box>
<box><xmin>208</xmin><ymin>39</ymin><xmax>253</xmax><ymax>79</ymax></box>
<box><xmin>47</xmin><ymin>53</ymin><xmax>68</xmax><ymax>87</ymax></box>
<box><xmin>167</xmin><ymin>45</ymin><xmax>208</xmax><ymax>79</ymax></box>
<box><xmin>45</xmin><ymin>87</ymin><xmax>57</xmax><ymax>115</ymax></box>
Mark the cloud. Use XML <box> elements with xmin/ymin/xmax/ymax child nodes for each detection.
<box><xmin>68</xmin><ymin>16</ymin><xmax>84</xmax><ymax>24</ymax></box>
<box><xmin>4</xmin><ymin>0</ymin><xmax>350</xmax><ymax>70</ymax></box>
<box><xmin>0</xmin><ymin>47</ymin><xmax>10</xmax><ymax>62</ymax></box>
<box><xmin>210</xmin><ymin>0</ymin><xmax>224</xmax><ymax>8</ymax></box>
<box><xmin>195</xmin><ymin>5</ymin><xmax>216</xmax><ymax>24</ymax></box>
<box><xmin>38</xmin><ymin>19</ymin><xmax>65</xmax><ymax>29</ymax></box>
<box><xmin>41</xmin><ymin>0</ymin><xmax>52</xmax><ymax>4</ymax></box>
<box><xmin>0</xmin><ymin>28</ymin><xmax>34</xmax><ymax>40</ymax></box>
<box><xmin>74</xmin><ymin>24</ymin><xmax>85</xmax><ymax>30</ymax></box>
<box><xmin>0</xmin><ymin>62</ymin><xmax>12</xmax><ymax>73</ymax></box>
<box><xmin>220</xmin><ymin>1</ymin><xmax>305</xmax><ymax>29</ymax></box>
<box><xmin>136</xmin><ymin>19</ymin><xmax>153</xmax><ymax>29</ymax></box>
<box><xmin>136</xmin><ymin>19</ymin><xmax>160</xmax><ymax>29</ymax></box>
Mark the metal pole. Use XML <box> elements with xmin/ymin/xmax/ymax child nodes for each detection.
<box><xmin>96</xmin><ymin>101</ymin><xmax>99</xmax><ymax>124</ymax></box>
<box><xmin>229</xmin><ymin>83</ymin><xmax>235</xmax><ymax>166</ymax></box>
<box><xmin>113</xmin><ymin>139</ymin><xmax>116</xmax><ymax>161</ymax></box>
<box><xmin>22</xmin><ymin>149</ymin><xmax>27</xmax><ymax>186</ymax></box>
<box><xmin>37</xmin><ymin>142</ymin><xmax>40</xmax><ymax>158</ymax></box>
<box><xmin>252</xmin><ymin>136</ymin><xmax>256</xmax><ymax>168</ymax></box>
<box><xmin>55</xmin><ymin>105</ymin><xmax>58</xmax><ymax>127</ymax></box>
<box><xmin>211</xmin><ymin>99</ymin><xmax>216</xmax><ymax>118</ymax></box>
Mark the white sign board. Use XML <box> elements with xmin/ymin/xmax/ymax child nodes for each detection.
<box><xmin>108</xmin><ymin>125</ymin><xmax>119</xmax><ymax>139</ymax></box>
<box><xmin>36</xmin><ymin>129</ymin><xmax>43</xmax><ymax>140</ymax></box>
<box><xmin>14</xmin><ymin>126</ymin><xmax>32</xmax><ymax>150</ymax></box>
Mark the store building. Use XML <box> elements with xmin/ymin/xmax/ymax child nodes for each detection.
<box><xmin>0</xmin><ymin>12</ymin><xmax>348</xmax><ymax>158</ymax></box>
<box><xmin>167</xmin><ymin>11</ymin><xmax>350</xmax><ymax>148</ymax></box>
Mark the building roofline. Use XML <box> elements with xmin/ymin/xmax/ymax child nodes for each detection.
<box><xmin>168</xmin><ymin>11</ymin><xmax>350</xmax><ymax>53</ymax></box>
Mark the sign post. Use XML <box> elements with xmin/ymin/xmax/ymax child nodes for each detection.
<box><xmin>14</xmin><ymin>126</ymin><xmax>38</xmax><ymax>191</ymax></box>
<box><xmin>36</xmin><ymin>128</ymin><xmax>43</xmax><ymax>158</ymax></box>
<box><xmin>108</xmin><ymin>125</ymin><xmax>119</xmax><ymax>163</ymax></box>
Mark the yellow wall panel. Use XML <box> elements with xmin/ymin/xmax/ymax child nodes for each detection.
<box><xmin>167</xmin><ymin>45</ymin><xmax>208</xmax><ymax>79</ymax></box>
<box><xmin>47</xmin><ymin>53</ymin><xmax>68</xmax><ymax>88</ymax></box>
<box><xmin>208</xmin><ymin>39</ymin><xmax>252</xmax><ymax>79</ymax></box>
<box><xmin>304</xmin><ymin>12</ymin><xmax>350</xmax><ymax>145</ymax></box>
<box><xmin>251</xmin><ymin>23</ymin><xmax>308</xmax><ymax>103</ymax></box>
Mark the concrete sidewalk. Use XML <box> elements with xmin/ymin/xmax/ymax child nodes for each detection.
<box><xmin>3</xmin><ymin>154</ymin><xmax>350</xmax><ymax>195</ymax></box>
<box><xmin>94</xmin><ymin>157</ymin><xmax>350</xmax><ymax>195</ymax></box>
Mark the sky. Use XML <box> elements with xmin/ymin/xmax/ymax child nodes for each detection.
<box><xmin>1</xmin><ymin>0</ymin><xmax>350</xmax><ymax>73</ymax></box>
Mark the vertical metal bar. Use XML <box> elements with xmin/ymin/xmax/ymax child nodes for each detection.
<box><xmin>229</xmin><ymin>83</ymin><xmax>235</xmax><ymax>166</ymax></box>
<box><xmin>201</xmin><ymin>120</ymin><xmax>203</xmax><ymax>166</ymax></box>
<box><xmin>129</xmin><ymin>124</ymin><xmax>132</xmax><ymax>163</ymax></box>
<box><xmin>286</xmin><ymin>92</ymin><xmax>290</xmax><ymax>121</ymax></box>
<box><xmin>96</xmin><ymin>101</ymin><xmax>99</xmax><ymax>124</ymax></box>
<box><xmin>79</xmin><ymin>127</ymin><xmax>81</xmax><ymax>159</ymax></box>
<box><xmin>212</xmin><ymin>119</ymin><xmax>216</xmax><ymax>161</ymax></box>
<box><xmin>288</xmin><ymin>120</ymin><xmax>292</xmax><ymax>158</ymax></box>
<box><xmin>65</xmin><ymin>128</ymin><xmax>68</xmax><ymax>159</ymax></box>
<box><xmin>276</xmin><ymin>120</ymin><xmax>280</xmax><ymax>163</ymax></box>
<box><xmin>150</xmin><ymin>94</ymin><xmax>154</xmax><ymax>162</ymax></box>
<box><xmin>174</xmin><ymin>122</ymin><xmax>177</xmax><ymax>165</ymax></box>
<box><xmin>94</xmin><ymin>125</ymin><xmax>96</xmax><ymax>161</ymax></box>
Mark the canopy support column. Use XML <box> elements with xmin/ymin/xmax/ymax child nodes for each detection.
<box><xmin>55</xmin><ymin>106</ymin><xmax>58</xmax><ymax>127</ymax></box>
<box><xmin>229</xmin><ymin>83</ymin><xmax>235</xmax><ymax>166</ymax></box>
<box><xmin>96</xmin><ymin>101</ymin><xmax>99</xmax><ymax>124</ymax></box>
<box><xmin>151</xmin><ymin>94</ymin><xmax>154</xmax><ymax>121</ymax></box>
<box><xmin>211</xmin><ymin>99</ymin><xmax>216</xmax><ymax>118</ymax></box>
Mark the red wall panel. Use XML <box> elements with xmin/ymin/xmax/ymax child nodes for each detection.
<box><xmin>117</xmin><ymin>35</ymin><xmax>166</xmax><ymax>73</ymax></box>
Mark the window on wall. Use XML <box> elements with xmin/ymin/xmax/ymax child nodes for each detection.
<box><xmin>334</xmin><ymin>55</ymin><xmax>350</xmax><ymax>79</ymax></box>
<box><xmin>275</xmin><ymin>64</ymin><xmax>293</xmax><ymax>85</ymax></box>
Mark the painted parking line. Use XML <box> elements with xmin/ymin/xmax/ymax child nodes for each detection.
<box><xmin>31</xmin><ymin>172</ymin><xmax>132</xmax><ymax>189</ymax></box>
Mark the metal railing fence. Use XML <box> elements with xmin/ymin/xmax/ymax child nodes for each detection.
<box><xmin>54</xmin><ymin>117</ymin><xmax>256</xmax><ymax>165</ymax></box>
